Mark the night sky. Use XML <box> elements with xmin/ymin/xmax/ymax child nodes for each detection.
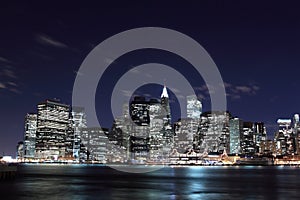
<box><xmin>1</xmin><ymin>1</ymin><xmax>300</xmax><ymax>156</ymax></box>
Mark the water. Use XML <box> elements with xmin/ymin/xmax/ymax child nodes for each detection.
<box><xmin>1</xmin><ymin>164</ymin><xmax>300</xmax><ymax>199</ymax></box>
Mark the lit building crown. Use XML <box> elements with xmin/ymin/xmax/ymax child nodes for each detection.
<box><xmin>161</xmin><ymin>85</ymin><xmax>169</xmax><ymax>98</ymax></box>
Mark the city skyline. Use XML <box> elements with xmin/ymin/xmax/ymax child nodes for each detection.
<box><xmin>2</xmin><ymin>1</ymin><xmax>300</xmax><ymax>156</ymax></box>
<box><xmin>14</xmin><ymin>84</ymin><xmax>300</xmax><ymax>165</ymax></box>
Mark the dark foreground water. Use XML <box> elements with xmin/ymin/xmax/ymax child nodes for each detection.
<box><xmin>1</xmin><ymin>164</ymin><xmax>300</xmax><ymax>200</ymax></box>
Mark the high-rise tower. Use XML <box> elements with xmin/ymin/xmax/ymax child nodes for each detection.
<box><xmin>198</xmin><ymin>111</ymin><xmax>231</xmax><ymax>153</ymax></box>
<box><xmin>35</xmin><ymin>99</ymin><xmax>73</xmax><ymax>160</ymax></box>
<box><xmin>23</xmin><ymin>113</ymin><xmax>37</xmax><ymax>159</ymax></box>
<box><xmin>187</xmin><ymin>95</ymin><xmax>202</xmax><ymax>120</ymax></box>
<box><xmin>160</xmin><ymin>85</ymin><xmax>171</xmax><ymax>125</ymax></box>
<box><xmin>229</xmin><ymin>117</ymin><xmax>243</xmax><ymax>154</ymax></box>
<box><xmin>160</xmin><ymin>84</ymin><xmax>173</xmax><ymax>161</ymax></box>
<box><xmin>71</xmin><ymin>106</ymin><xmax>87</xmax><ymax>160</ymax></box>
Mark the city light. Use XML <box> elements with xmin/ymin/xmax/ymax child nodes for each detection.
<box><xmin>13</xmin><ymin>85</ymin><xmax>300</xmax><ymax>166</ymax></box>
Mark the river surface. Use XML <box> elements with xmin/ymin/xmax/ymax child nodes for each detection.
<box><xmin>1</xmin><ymin>164</ymin><xmax>300</xmax><ymax>199</ymax></box>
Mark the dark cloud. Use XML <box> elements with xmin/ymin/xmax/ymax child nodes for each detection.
<box><xmin>3</xmin><ymin>69</ymin><xmax>17</xmax><ymax>79</ymax></box>
<box><xmin>0</xmin><ymin>67</ymin><xmax>20</xmax><ymax>94</ymax></box>
<box><xmin>0</xmin><ymin>82</ymin><xmax>6</xmax><ymax>89</ymax></box>
<box><xmin>195</xmin><ymin>82</ymin><xmax>260</xmax><ymax>101</ymax></box>
<box><xmin>0</xmin><ymin>57</ymin><xmax>12</xmax><ymax>63</ymax></box>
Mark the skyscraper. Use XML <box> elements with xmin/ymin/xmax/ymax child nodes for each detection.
<box><xmin>80</xmin><ymin>127</ymin><xmax>109</xmax><ymax>163</ymax></box>
<box><xmin>229</xmin><ymin>118</ymin><xmax>242</xmax><ymax>154</ymax></box>
<box><xmin>108</xmin><ymin>85</ymin><xmax>174</xmax><ymax>163</ymax></box>
<box><xmin>253</xmin><ymin>122</ymin><xmax>267</xmax><ymax>153</ymax></box>
<box><xmin>293</xmin><ymin>114</ymin><xmax>300</xmax><ymax>154</ymax></box>
<box><xmin>275</xmin><ymin>118</ymin><xmax>296</xmax><ymax>156</ymax></box>
<box><xmin>160</xmin><ymin>85</ymin><xmax>173</xmax><ymax>143</ymax></box>
<box><xmin>129</xmin><ymin>96</ymin><xmax>150</xmax><ymax>162</ymax></box>
<box><xmin>198</xmin><ymin>111</ymin><xmax>231</xmax><ymax>154</ymax></box>
<box><xmin>23</xmin><ymin>113</ymin><xmax>37</xmax><ymax>159</ymax></box>
<box><xmin>241</xmin><ymin>121</ymin><xmax>255</xmax><ymax>156</ymax></box>
<box><xmin>186</xmin><ymin>95</ymin><xmax>202</xmax><ymax>120</ymax></box>
<box><xmin>16</xmin><ymin>141</ymin><xmax>24</xmax><ymax>160</ymax></box>
<box><xmin>275</xmin><ymin>119</ymin><xmax>291</xmax><ymax>156</ymax></box>
<box><xmin>160</xmin><ymin>85</ymin><xmax>174</xmax><ymax>162</ymax></box>
<box><xmin>129</xmin><ymin>129</ymin><xmax>150</xmax><ymax>163</ymax></box>
<box><xmin>71</xmin><ymin>106</ymin><xmax>87</xmax><ymax>160</ymax></box>
<box><xmin>130</xmin><ymin>96</ymin><xmax>150</xmax><ymax>126</ymax></box>
<box><xmin>174</xmin><ymin>118</ymin><xmax>196</xmax><ymax>153</ymax></box>
<box><xmin>148</xmin><ymin>99</ymin><xmax>164</xmax><ymax>162</ymax></box>
<box><xmin>161</xmin><ymin>85</ymin><xmax>171</xmax><ymax>125</ymax></box>
<box><xmin>35</xmin><ymin>99</ymin><xmax>73</xmax><ymax>160</ymax></box>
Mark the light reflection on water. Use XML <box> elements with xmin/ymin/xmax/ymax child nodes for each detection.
<box><xmin>1</xmin><ymin>165</ymin><xmax>300</xmax><ymax>199</ymax></box>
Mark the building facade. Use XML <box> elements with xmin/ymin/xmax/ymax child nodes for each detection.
<box><xmin>174</xmin><ymin>118</ymin><xmax>197</xmax><ymax>153</ymax></box>
<box><xmin>275</xmin><ymin>119</ymin><xmax>292</xmax><ymax>156</ymax></box>
<box><xmin>35</xmin><ymin>99</ymin><xmax>73</xmax><ymax>160</ymax></box>
<box><xmin>71</xmin><ymin>106</ymin><xmax>87</xmax><ymax>160</ymax></box>
<box><xmin>186</xmin><ymin>95</ymin><xmax>202</xmax><ymax>120</ymax></box>
<box><xmin>293</xmin><ymin>114</ymin><xmax>300</xmax><ymax>155</ymax></box>
<box><xmin>80</xmin><ymin>127</ymin><xmax>109</xmax><ymax>163</ymax></box>
<box><xmin>229</xmin><ymin>118</ymin><xmax>242</xmax><ymax>154</ymax></box>
<box><xmin>253</xmin><ymin>122</ymin><xmax>267</xmax><ymax>154</ymax></box>
<box><xmin>198</xmin><ymin>111</ymin><xmax>231</xmax><ymax>154</ymax></box>
<box><xmin>148</xmin><ymin>99</ymin><xmax>164</xmax><ymax>162</ymax></box>
<box><xmin>129</xmin><ymin>96</ymin><xmax>151</xmax><ymax>162</ymax></box>
<box><xmin>16</xmin><ymin>141</ymin><xmax>24</xmax><ymax>160</ymax></box>
<box><xmin>241</xmin><ymin>121</ymin><xmax>255</xmax><ymax>156</ymax></box>
<box><xmin>23</xmin><ymin>113</ymin><xmax>37</xmax><ymax>159</ymax></box>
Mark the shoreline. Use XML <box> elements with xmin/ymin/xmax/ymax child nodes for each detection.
<box><xmin>16</xmin><ymin>162</ymin><xmax>300</xmax><ymax>168</ymax></box>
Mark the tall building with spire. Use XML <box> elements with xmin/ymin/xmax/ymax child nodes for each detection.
<box><xmin>160</xmin><ymin>85</ymin><xmax>173</xmax><ymax>161</ymax></box>
<box><xmin>161</xmin><ymin>85</ymin><xmax>171</xmax><ymax>125</ymax></box>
